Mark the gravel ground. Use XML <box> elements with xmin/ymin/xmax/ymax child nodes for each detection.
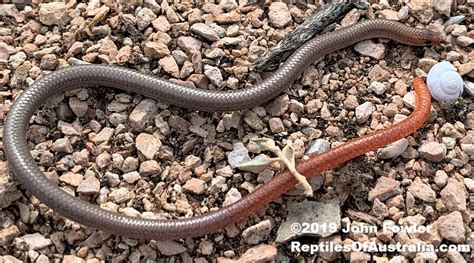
<box><xmin>0</xmin><ymin>0</ymin><xmax>473</xmax><ymax>262</ymax></box>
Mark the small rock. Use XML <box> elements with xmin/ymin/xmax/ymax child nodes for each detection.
<box><xmin>136</xmin><ymin>8</ymin><xmax>157</xmax><ymax>30</ymax></box>
<box><xmin>214</xmin><ymin>11</ymin><xmax>240</xmax><ymax>24</ymax></box>
<box><xmin>152</xmin><ymin>16</ymin><xmax>171</xmax><ymax>32</ymax></box>
<box><xmin>223</xmin><ymin>188</ymin><xmax>242</xmax><ymax>207</ymax></box>
<box><xmin>0</xmin><ymin>225</ymin><xmax>20</xmax><ymax>246</ymax></box>
<box><xmin>139</xmin><ymin>160</ymin><xmax>162</xmax><ymax>176</ymax></box>
<box><xmin>378</xmin><ymin>138</ymin><xmax>409</xmax><ymax>159</ymax></box>
<box><xmin>52</xmin><ymin>138</ymin><xmax>73</xmax><ymax>153</ymax></box>
<box><xmin>136</xmin><ymin>133</ymin><xmax>161</xmax><ymax>160</ymax></box>
<box><xmin>368</xmin><ymin>177</ymin><xmax>401</xmax><ymax>202</ymax></box>
<box><xmin>244</xmin><ymin>111</ymin><xmax>265</xmax><ymax>131</ymax></box>
<box><xmin>129</xmin><ymin>99</ymin><xmax>158</xmax><ymax>131</ymax></box>
<box><xmin>39</xmin><ymin>2</ymin><xmax>68</xmax><ymax>26</ymax></box>
<box><xmin>242</xmin><ymin>220</ymin><xmax>272</xmax><ymax>245</ymax></box>
<box><xmin>16</xmin><ymin>233</ymin><xmax>52</xmax><ymax>250</ymax></box>
<box><xmin>343</xmin><ymin>95</ymin><xmax>358</xmax><ymax>110</ymax></box>
<box><xmin>159</xmin><ymin>55</ymin><xmax>180</xmax><ymax>78</ymax></box>
<box><xmin>407</xmin><ymin>177</ymin><xmax>436</xmax><ymax>202</ymax></box>
<box><xmin>177</xmin><ymin>36</ymin><xmax>202</xmax><ymax>54</ymax></box>
<box><xmin>434</xmin><ymin>170</ymin><xmax>448</xmax><ymax>187</ymax></box>
<box><xmin>96</xmin><ymin>152</ymin><xmax>111</xmax><ymax>169</ymax></box>
<box><xmin>143</xmin><ymin>42</ymin><xmax>170</xmax><ymax>59</ymax></box>
<box><xmin>268</xmin><ymin>2</ymin><xmax>292</xmax><ymax>28</ymax></box>
<box><xmin>380</xmin><ymin>9</ymin><xmax>399</xmax><ymax>20</ymax></box>
<box><xmin>156</xmin><ymin>240</ymin><xmax>186</xmax><ymax>256</ymax></box>
<box><xmin>92</xmin><ymin>127</ymin><xmax>114</xmax><ymax>144</ymax></box>
<box><xmin>62</xmin><ymin>255</ymin><xmax>85</xmax><ymax>263</ymax></box>
<box><xmin>190</xmin><ymin>23</ymin><xmax>220</xmax><ymax>41</ymax></box>
<box><xmin>227</xmin><ymin>143</ymin><xmax>250</xmax><ymax>168</ymax></box>
<box><xmin>183</xmin><ymin>178</ymin><xmax>206</xmax><ymax>194</ymax></box>
<box><xmin>269</xmin><ymin>117</ymin><xmax>285</xmax><ymax>133</ymax></box>
<box><xmin>436</xmin><ymin>211</ymin><xmax>465</xmax><ymax>243</ymax></box>
<box><xmin>369</xmin><ymin>81</ymin><xmax>386</xmax><ymax>95</ymax></box>
<box><xmin>369</xmin><ymin>64</ymin><xmax>390</xmax><ymax>82</ymax></box>
<box><xmin>306</xmin><ymin>139</ymin><xmax>330</xmax><ymax>156</ymax></box>
<box><xmin>199</xmin><ymin>240</ymin><xmax>213</xmax><ymax>255</ymax></box>
<box><xmin>266</xmin><ymin>94</ymin><xmax>289</xmax><ymax>116</ymax></box>
<box><xmin>69</xmin><ymin>97</ymin><xmax>88</xmax><ymax>117</ymax></box>
<box><xmin>77</xmin><ymin>176</ymin><xmax>100</xmax><ymax>194</ymax></box>
<box><xmin>276</xmin><ymin>200</ymin><xmax>340</xmax><ymax>243</ymax></box>
<box><xmin>204</xmin><ymin>65</ymin><xmax>224</xmax><ymax>87</ymax></box>
<box><xmin>447</xmin><ymin>251</ymin><xmax>467</xmax><ymax>263</ymax></box>
<box><xmin>440</xmin><ymin>178</ymin><xmax>466</xmax><ymax>211</ymax></box>
<box><xmin>59</xmin><ymin>172</ymin><xmax>83</xmax><ymax>187</ymax></box>
<box><xmin>109</xmin><ymin>188</ymin><xmax>131</xmax><ymax>203</ymax></box>
<box><xmin>355</xmin><ymin>101</ymin><xmax>373</xmax><ymax>123</ymax></box>
<box><xmin>407</xmin><ymin>0</ymin><xmax>434</xmax><ymax>24</ymax></box>
<box><xmin>432</xmin><ymin>0</ymin><xmax>452</xmax><ymax>17</ymax></box>
<box><xmin>457</xmin><ymin>36</ymin><xmax>474</xmax><ymax>47</ymax></box>
<box><xmin>123</xmin><ymin>171</ymin><xmax>141</xmax><ymax>184</ymax></box>
<box><xmin>238</xmin><ymin>244</ymin><xmax>277</xmax><ymax>262</ymax></box>
<box><xmin>419</xmin><ymin>141</ymin><xmax>446</xmax><ymax>162</ymax></box>
<box><xmin>354</xmin><ymin>40</ymin><xmax>385</xmax><ymax>60</ymax></box>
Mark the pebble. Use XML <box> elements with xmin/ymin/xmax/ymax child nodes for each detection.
<box><xmin>237</xmin><ymin>244</ymin><xmax>277</xmax><ymax>262</ymax></box>
<box><xmin>139</xmin><ymin>160</ymin><xmax>162</xmax><ymax>176</ymax></box>
<box><xmin>369</xmin><ymin>64</ymin><xmax>390</xmax><ymax>82</ymax></box>
<box><xmin>269</xmin><ymin>117</ymin><xmax>285</xmax><ymax>133</ymax></box>
<box><xmin>355</xmin><ymin>101</ymin><xmax>373</xmax><ymax>123</ymax></box>
<box><xmin>92</xmin><ymin>127</ymin><xmax>114</xmax><ymax>144</ymax></box>
<box><xmin>276</xmin><ymin>199</ymin><xmax>340</xmax><ymax>242</ymax></box>
<box><xmin>52</xmin><ymin>138</ymin><xmax>73</xmax><ymax>154</ymax></box>
<box><xmin>378</xmin><ymin>138</ymin><xmax>409</xmax><ymax>159</ymax></box>
<box><xmin>129</xmin><ymin>99</ymin><xmax>158</xmax><ymax>131</ymax></box>
<box><xmin>190</xmin><ymin>23</ymin><xmax>220</xmax><ymax>41</ymax></box>
<box><xmin>143</xmin><ymin>42</ymin><xmax>170</xmax><ymax>59</ymax></box>
<box><xmin>354</xmin><ymin>40</ymin><xmax>385</xmax><ymax>60</ymax></box>
<box><xmin>159</xmin><ymin>55</ymin><xmax>180</xmax><ymax>78</ymax></box>
<box><xmin>156</xmin><ymin>240</ymin><xmax>186</xmax><ymax>256</ymax></box>
<box><xmin>436</xmin><ymin>211</ymin><xmax>466</xmax><ymax>243</ymax></box>
<box><xmin>204</xmin><ymin>65</ymin><xmax>224</xmax><ymax>87</ymax></box>
<box><xmin>440</xmin><ymin>178</ymin><xmax>466</xmax><ymax>211</ymax></box>
<box><xmin>457</xmin><ymin>36</ymin><xmax>474</xmax><ymax>47</ymax></box>
<box><xmin>15</xmin><ymin>233</ymin><xmax>52</xmax><ymax>250</ymax></box>
<box><xmin>227</xmin><ymin>143</ymin><xmax>250</xmax><ymax>168</ymax></box>
<box><xmin>242</xmin><ymin>219</ymin><xmax>272</xmax><ymax>245</ymax></box>
<box><xmin>434</xmin><ymin>170</ymin><xmax>448</xmax><ymax>187</ymax></box>
<box><xmin>306</xmin><ymin>139</ymin><xmax>330</xmax><ymax>156</ymax></box>
<box><xmin>0</xmin><ymin>225</ymin><xmax>20</xmax><ymax>246</ymax></box>
<box><xmin>407</xmin><ymin>177</ymin><xmax>436</xmax><ymax>202</ymax></box>
<box><xmin>109</xmin><ymin>188</ymin><xmax>131</xmax><ymax>203</ymax></box>
<box><xmin>177</xmin><ymin>36</ymin><xmax>202</xmax><ymax>54</ymax></box>
<box><xmin>418</xmin><ymin>141</ymin><xmax>446</xmax><ymax>162</ymax></box>
<box><xmin>368</xmin><ymin>177</ymin><xmax>401</xmax><ymax>202</ymax></box>
<box><xmin>266</xmin><ymin>94</ymin><xmax>289</xmax><ymax>116</ymax></box>
<box><xmin>122</xmin><ymin>171</ymin><xmax>141</xmax><ymax>184</ymax></box>
<box><xmin>136</xmin><ymin>133</ymin><xmax>161</xmax><ymax>160</ymax></box>
<box><xmin>199</xmin><ymin>240</ymin><xmax>213</xmax><ymax>255</ymax></box>
<box><xmin>369</xmin><ymin>81</ymin><xmax>386</xmax><ymax>95</ymax></box>
<box><xmin>39</xmin><ymin>2</ymin><xmax>68</xmax><ymax>26</ymax></box>
<box><xmin>432</xmin><ymin>0</ymin><xmax>452</xmax><ymax>17</ymax></box>
<box><xmin>69</xmin><ymin>97</ymin><xmax>88</xmax><ymax>117</ymax></box>
<box><xmin>77</xmin><ymin>176</ymin><xmax>100</xmax><ymax>194</ymax></box>
<box><xmin>183</xmin><ymin>178</ymin><xmax>206</xmax><ymax>194</ymax></box>
<box><xmin>268</xmin><ymin>2</ymin><xmax>292</xmax><ymax>28</ymax></box>
<box><xmin>407</xmin><ymin>0</ymin><xmax>433</xmax><ymax>24</ymax></box>
<box><xmin>136</xmin><ymin>8</ymin><xmax>157</xmax><ymax>30</ymax></box>
<box><xmin>59</xmin><ymin>172</ymin><xmax>83</xmax><ymax>187</ymax></box>
<box><xmin>244</xmin><ymin>111</ymin><xmax>265</xmax><ymax>131</ymax></box>
<box><xmin>223</xmin><ymin>188</ymin><xmax>242</xmax><ymax>207</ymax></box>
